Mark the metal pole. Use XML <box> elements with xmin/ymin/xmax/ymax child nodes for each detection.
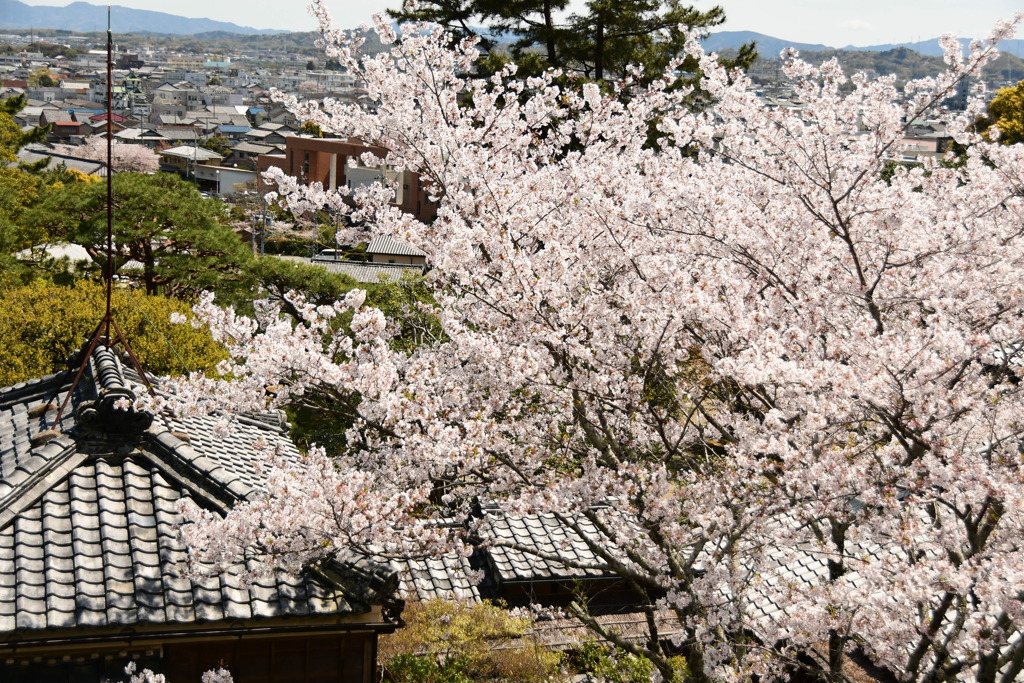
<box><xmin>104</xmin><ymin>4</ymin><xmax>113</xmax><ymax>343</ymax></box>
<box><xmin>260</xmin><ymin>197</ymin><xmax>266</xmax><ymax>256</ymax></box>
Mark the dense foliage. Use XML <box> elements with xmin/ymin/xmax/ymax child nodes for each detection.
<box><xmin>32</xmin><ymin>172</ymin><xmax>253</xmax><ymax>297</ymax></box>
<box><xmin>983</xmin><ymin>79</ymin><xmax>1024</xmax><ymax>144</ymax></box>
<box><xmin>387</xmin><ymin>0</ymin><xmax>755</xmax><ymax>82</ymax></box>
<box><xmin>0</xmin><ymin>279</ymin><xmax>227</xmax><ymax>386</ymax></box>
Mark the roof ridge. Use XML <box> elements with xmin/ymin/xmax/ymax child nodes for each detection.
<box><xmin>0</xmin><ymin>435</ymin><xmax>81</xmax><ymax>532</ymax></box>
<box><xmin>0</xmin><ymin>372</ymin><xmax>66</xmax><ymax>409</ymax></box>
<box><xmin>145</xmin><ymin>428</ymin><xmax>251</xmax><ymax>507</ymax></box>
<box><xmin>76</xmin><ymin>346</ymin><xmax>154</xmax><ymax>440</ymax></box>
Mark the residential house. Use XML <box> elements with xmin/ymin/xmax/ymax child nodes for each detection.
<box><xmin>365</xmin><ymin>235</ymin><xmax>426</xmax><ymax>266</ymax></box>
<box><xmin>115</xmin><ymin>71</ymin><xmax>150</xmax><ymax>118</ymax></box>
<box><xmin>900</xmin><ymin>119</ymin><xmax>953</xmax><ymax>160</ymax></box>
<box><xmin>156</xmin><ymin>126</ymin><xmax>201</xmax><ymax>145</ymax></box>
<box><xmin>57</xmin><ymin>79</ymin><xmax>90</xmax><ymax>96</ymax></box>
<box><xmin>247</xmin><ymin>106</ymin><xmax>267</xmax><ymax>126</ymax></box>
<box><xmin>265</xmin><ymin>104</ymin><xmax>299</xmax><ymax>128</ymax></box>
<box><xmin>83</xmin><ymin>112</ymin><xmax>130</xmax><ymax>137</ymax></box>
<box><xmin>244</xmin><ymin>127</ymin><xmax>290</xmax><ymax>147</ymax></box>
<box><xmin>14</xmin><ymin>103</ymin><xmax>56</xmax><ymax>127</ymax></box>
<box><xmin>226</xmin><ymin>141</ymin><xmax>274</xmax><ymax>170</ymax></box>
<box><xmin>193</xmin><ymin>164</ymin><xmax>257</xmax><ymax>197</ymax></box>
<box><xmin>48</xmin><ymin>120</ymin><xmax>83</xmax><ymax>143</ymax></box>
<box><xmin>158</xmin><ymin>145</ymin><xmax>223</xmax><ymax>176</ymax></box>
<box><xmin>114</xmin><ymin>126</ymin><xmax>168</xmax><ymax>149</ymax></box>
<box><xmin>151</xmin><ymin>82</ymin><xmax>206</xmax><ymax>120</ymax></box>
<box><xmin>215</xmin><ymin>125</ymin><xmax>251</xmax><ymax>141</ymax></box>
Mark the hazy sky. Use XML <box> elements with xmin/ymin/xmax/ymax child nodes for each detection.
<box><xmin>16</xmin><ymin>0</ymin><xmax>1024</xmax><ymax>48</ymax></box>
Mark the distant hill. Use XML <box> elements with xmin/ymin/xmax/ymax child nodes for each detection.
<box><xmin>0</xmin><ymin>0</ymin><xmax>286</xmax><ymax>35</ymax></box>
<box><xmin>704</xmin><ymin>32</ymin><xmax>1024</xmax><ymax>60</ymax></box>
<box><xmin>702</xmin><ymin>31</ymin><xmax>831</xmax><ymax>58</ymax></box>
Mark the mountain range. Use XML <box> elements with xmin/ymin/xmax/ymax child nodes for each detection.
<box><xmin>703</xmin><ymin>31</ymin><xmax>1024</xmax><ymax>60</ymax></box>
<box><xmin>0</xmin><ymin>0</ymin><xmax>286</xmax><ymax>35</ymax></box>
<box><xmin>1</xmin><ymin>1</ymin><xmax>1022</xmax><ymax>60</ymax></box>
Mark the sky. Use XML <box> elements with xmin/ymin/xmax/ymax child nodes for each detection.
<box><xmin>14</xmin><ymin>0</ymin><xmax>1024</xmax><ymax>48</ymax></box>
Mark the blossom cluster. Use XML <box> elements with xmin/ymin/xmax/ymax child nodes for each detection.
<box><xmin>170</xmin><ymin>5</ymin><xmax>1024</xmax><ymax>681</ymax></box>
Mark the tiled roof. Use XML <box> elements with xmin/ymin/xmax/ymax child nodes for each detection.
<box><xmin>395</xmin><ymin>509</ymin><xmax>886</xmax><ymax>645</ymax></box>
<box><xmin>366</xmin><ymin>235</ymin><xmax>426</xmax><ymax>258</ymax></box>
<box><xmin>159</xmin><ymin>145</ymin><xmax>222</xmax><ymax>161</ymax></box>
<box><xmin>0</xmin><ymin>374</ymin><xmax>76</xmax><ymax>485</ymax></box>
<box><xmin>15</xmin><ymin>145</ymin><xmax>107</xmax><ymax>176</ymax></box>
<box><xmin>485</xmin><ymin>513</ymin><xmax>612</xmax><ymax>583</ymax></box>
<box><xmin>0</xmin><ymin>454</ymin><xmax>356</xmax><ymax>634</ymax></box>
<box><xmin>393</xmin><ymin>512</ymin><xmax>618</xmax><ymax>605</ymax></box>
<box><xmin>309</xmin><ymin>258</ymin><xmax>425</xmax><ymax>284</ymax></box>
<box><xmin>156</xmin><ymin>127</ymin><xmax>200</xmax><ymax>141</ymax></box>
<box><xmin>395</xmin><ymin>552</ymin><xmax>483</xmax><ymax>603</ymax></box>
<box><xmin>232</xmin><ymin>142</ymin><xmax>274</xmax><ymax>155</ymax></box>
<box><xmin>0</xmin><ymin>344</ymin><xmax>397</xmax><ymax>642</ymax></box>
<box><xmin>163</xmin><ymin>411</ymin><xmax>297</xmax><ymax>495</ymax></box>
<box><xmin>245</xmin><ymin>129</ymin><xmax>277</xmax><ymax>139</ymax></box>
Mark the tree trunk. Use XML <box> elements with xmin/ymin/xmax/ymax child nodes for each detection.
<box><xmin>143</xmin><ymin>240</ymin><xmax>157</xmax><ymax>295</ymax></box>
<box><xmin>826</xmin><ymin>521</ymin><xmax>849</xmax><ymax>683</ymax></box>
<box><xmin>542</xmin><ymin>0</ymin><xmax>557</xmax><ymax>66</ymax></box>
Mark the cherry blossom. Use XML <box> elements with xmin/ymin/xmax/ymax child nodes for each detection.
<box><xmin>168</xmin><ymin>5</ymin><xmax>1024</xmax><ymax>681</ymax></box>
<box><xmin>55</xmin><ymin>135</ymin><xmax>160</xmax><ymax>174</ymax></box>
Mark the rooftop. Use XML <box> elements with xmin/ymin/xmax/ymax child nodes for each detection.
<box><xmin>0</xmin><ymin>344</ymin><xmax>400</xmax><ymax>647</ymax></box>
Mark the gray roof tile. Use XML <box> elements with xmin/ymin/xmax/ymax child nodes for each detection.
<box><xmin>365</xmin><ymin>235</ymin><xmax>426</xmax><ymax>258</ymax></box>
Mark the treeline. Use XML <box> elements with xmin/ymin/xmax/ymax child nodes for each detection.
<box><xmin>0</xmin><ymin>42</ymin><xmax>87</xmax><ymax>59</ymax></box>
<box><xmin>749</xmin><ymin>47</ymin><xmax>1024</xmax><ymax>84</ymax></box>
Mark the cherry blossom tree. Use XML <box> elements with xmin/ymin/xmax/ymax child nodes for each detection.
<box><xmin>298</xmin><ymin>79</ymin><xmax>323</xmax><ymax>95</ymax></box>
<box><xmin>165</xmin><ymin>3</ymin><xmax>1024</xmax><ymax>681</ymax></box>
<box><xmin>56</xmin><ymin>135</ymin><xmax>160</xmax><ymax>174</ymax></box>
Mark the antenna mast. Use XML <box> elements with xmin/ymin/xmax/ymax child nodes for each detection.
<box><xmin>105</xmin><ymin>3</ymin><xmax>113</xmax><ymax>339</ymax></box>
<box><xmin>48</xmin><ymin>5</ymin><xmax>163</xmax><ymax>430</ymax></box>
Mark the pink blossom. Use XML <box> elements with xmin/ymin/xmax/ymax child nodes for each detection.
<box><xmin>170</xmin><ymin>6</ymin><xmax>1024</xmax><ymax>681</ymax></box>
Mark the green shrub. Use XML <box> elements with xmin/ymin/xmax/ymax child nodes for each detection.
<box><xmin>380</xmin><ymin>600</ymin><xmax>563</xmax><ymax>683</ymax></box>
<box><xmin>0</xmin><ymin>279</ymin><xmax>227</xmax><ymax>386</ymax></box>
<box><xmin>566</xmin><ymin>641</ymin><xmax>655</xmax><ymax>683</ymax></box>
<box><xmin>386</xmin><ymin>653</ymin><xmax>472</xmax><ymax>683</ymax></box>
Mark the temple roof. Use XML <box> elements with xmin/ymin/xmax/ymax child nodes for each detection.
<box><xmin>0</xmin><ymin>344</ymin><xmax>398</xmax><ymax>646</ymax></box>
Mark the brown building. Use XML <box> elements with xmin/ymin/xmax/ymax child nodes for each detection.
<box><xmin>258</xmin><ymin>136</ymin><xmax>437</xmax><ymax>224</ymax></box>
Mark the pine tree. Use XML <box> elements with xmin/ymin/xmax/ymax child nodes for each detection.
<box><xmin>387</xmin><ymin>0</ymin><xmax>755</xmax><ymax>85</ymax></box>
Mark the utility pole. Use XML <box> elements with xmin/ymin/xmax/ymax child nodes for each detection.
<box><xmin>260</xmin><ymin>196</ymin><xmax>269</xmax><ymax>255</ymax></box>
<box><xmin>250</xmin><ymin>195</ymin><xmax>270</xmax><ymax>255</ymax></box>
